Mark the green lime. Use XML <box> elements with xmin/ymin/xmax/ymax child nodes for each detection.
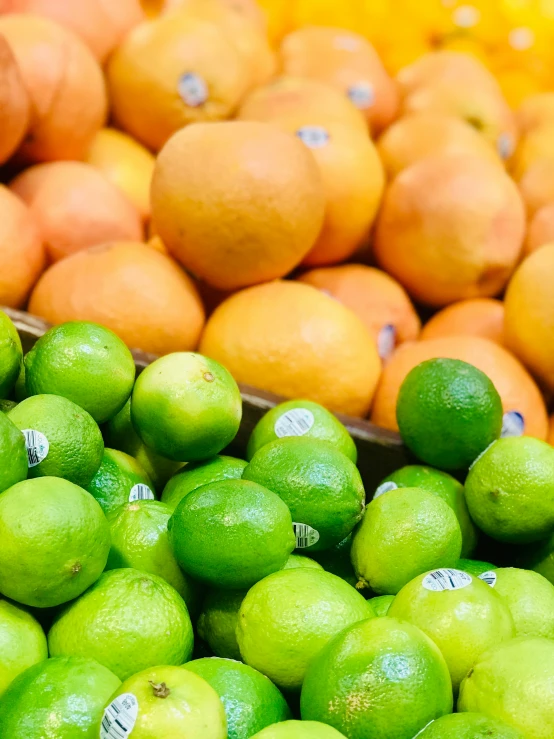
<box><xmin>197</xmin><ymin>589</ymin><xmax>245</xmax><ymax>660</ymax></box>
<box><xmin>86</xmin><ymin>448</ymin><xmax>154</xmax><ymax>516</ymax></box>
<box><xmin>457</xmin><ymin>558</ymin><xmax>496</xmax><ymax>577</ymax></box>
<box><xmin>131</xmin><ymin>352</ymin><xmax>242</xmax><ymax>462</ymax></box>
<box><xmin>0</xmin><ymin>477</ymin><xmax>110</xmax><ymax>607</ymax></box>
<box><xmin>48</xmin><ymin>568</ymin><xmax>194</xmax><ymax>680</ymax></box>
<box><xmin>389</xmin><ymin>568</ymin><xmax>515</xmax><ymax>692</ymax></box>
<box><xmin>458</xmin><ymin>637</ymin><xmax>554</xmax><ymax>739</ymax></box>
<box><xmin>351</xmin><ymin>487</ymin><xmax>462</xmax><ymax>595</ymax></box>
<box><xmin>168</xmin><ymin>479</ymin><xmax>295</xmax><ymax>589</ymax></box>
<box><xmin>465</xmin><ymin>437</ymin><xmax>554</xmax><ymax>543</ymax></box>
<box><xmin>282</xmin><ymin>554</ymin><xmax>322</xmax><ymax>570</ymax></box>
<box><xmin>369</xmin><ymin>594</ymin><xmax>394</xmax><ymax>616</ymax></box>
<box><xmin>161</xmin><ymin>455</ymin><xmax>247</xmax><ymax>510</ymax></box>
<box><xmin>8</xmin><ymin>394</ymin><xmax>103</xmax><ymax>487</ymax></box>
<box><xmin>0</xmin><ymin>311</ymin><xmax>22</xmax><ymax>399</ymax></box>
<box><xmin>377</xmin><ymin>464</ymin><xmax>478</xmax><ymax>557</ymax></box>
<box><xmin>520</xmin><ymin>532</ymin><xmax>554</xmax><ymax>585</ymax></box>
<box><xmin>0</xmin><ymin>656</ymin><xmax>120</xmax><ymax>739</ymax></box>
<box><xmin>310</xmin><ymin>534</ymin><xmax>357</xmax><ymax>587</ymax></box>
<box><xmin>0</xmin><ymin>599</ymin><xmax>47</xmax><ymax>697</ymax></box>
<box><xmin>416</xmin><ymin>713</ymin><xmax>525</xmax><ymax>739</ymax></box>
<box><xmin>0</xmin><ymin>411</ymin><xmax>27</xmax><ymax>493</ymax></box>
<box><xmin>300</xmin><ymin>616</ymin><xmax>453</xmax><ymax>738</ymax></box>
<box><xmin>396</xmin><ymin>358</ymin><xmax>503</xmax><ymax>470</ymax></box>
<box><xmin>247</xmin><ymin>399</ymin><xmax>357</xmax><ymax>464</ymax></box>
<box><xmin>243</xmin><ymin>437</ymin><xmax>365</xmax><ymax>551</ymax></box>
<box><xmin>13</xmin><ymin>363</ymin><xmax>27</xmax><ymax>401</ymax></box>
<box><xmin>24</xmin><ymin>321</ymin><xmax>135</xmax><ymax>424</ymax></box>
<box><xmin>0</xmin><ymin>399</ymin><xmax>17</xmax><ymax>413</ymax></box>
<box><xmin>236</xmin><ymin>568</ymin><xmax>374</xmax><ymax>692</ymax></box>
<box><xmin>488</xmin><ymin>567</ymin><xmax>554</xmax><ymax>639</ymax></box>
<box><xmin>251</xmin><ymin>721</ymin><xmax>347</xmax><ymax>739</ymax></box>
<box><xmin>183</xmin><ymin>658</ymin><xmax>291</xmax><ymax>739</ymax></box>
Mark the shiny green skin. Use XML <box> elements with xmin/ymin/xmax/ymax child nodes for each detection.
<box><xmin>370</xmin><ymin>595</ymin><xmax>394</xmax><ymax>617</ymax></box>
<box><xmin>0</xmin><ymin>311</ymin><xmax>22</xmax><ymax>399</ymax></box>
<box><xmin>197</xmin><ymin>589</ymin><xmax>245</xmax><ymax>660</ymax></box>
<box><xmin>417</xmin><ymin>713</ymin><xmax>525</xmax><ymax>739</ymax></box>
<box><xmin>243</xmin><ymin>437</ymin><xmax>365</xmax><ymax>552</ymax></box>
<box><xmin>184</xmin><ymin>658</ymin><xmax>291</xmax><ymax>739</ymax></box>
<box><xmin>13</xmin><ymin>363</ymin><xmax>27</xmax><ymax>401</ymax></box>
<box><xmin>0</xmin><ymin>411</ymin><xmax>27</xmax><ymax>493</ymax></box>
<box><xmin>492</xmin><ymin>567</ymin><xmax>554</xmax><ymax>639</ymax></box>
<box><xmin>0</xmin><ymin>599</ymin><xmax>47</xmax><ymax>698</ymax></box>
<box><xmin>161</xmin><ymin>455</ymin><xmax>247</xmax><ymax>510</ymax></box>
<box><xmin>168</xmin><ymin>479</ymin><xmax>295</xmax><ymax>589</ymax></box>
<box><xmin>86</xmin><ymin>448</ymin><xmax>153</xmax><ymax>516</ymax></box>
<box><xmin>247</xmin><ymin>399</ymin><xmax>357</xmax><ymax>464</ymax></box>
<box><xmin>24</xmin><ymin>322</ymin><xmax>135</xmax><ymax>424</ymax></box>
<box><xmin>283</xmin><ymin>554</ymin><xmax>322</xmax><ymax>570</ymax></box>
<box><xmin>0</xmin><ymin>477</ymin><xmax>110</xmax><ymax>607</ymax></box>
<box><xmin>300</xmin><ymin>617</ymin><xmax>453</xmax><ymax>739</ymax></box>
<box><xmin>48</xmin><ymin>568</ymin><xmax>194</xmax><ymax>680</ymax></box>
<box><xmin>311</xmin><ymin>534</ymin><xmax>357</xmax><ymax>587</ymax></box>
<box><xmin>396</xmin><ymin>358</ymin><xmax>502</xmax><ymax>471</ymax></box>
<box><xmin>457</xmin><ymin>558</ymin><xmax>496</xmax><ymax>577</ymax></box>
<box><xmin>251</xmin><ymin>721</ymin><xmax>347</xmax><ymax>739</ymax></box>
<box><xmin>131</xmin><ymin>352</ymin><xmax>242</xmax><ymax>462</ymax></box>
<box><xmin>8</xmin><ymin>394</ymin><xmax>103</xmax><ymax>487</ymax></box>
<box><xmin>0</xmin><ymin>656</ymin><xmax>120</xmax><ymax>738</ymax></box>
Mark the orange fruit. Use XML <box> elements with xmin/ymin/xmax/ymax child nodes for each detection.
<box><xmin>548</xmin><ymin>415</ymin><xmax>554</xmax><ymax>446</ymax></box>
<box><xmin>370</xmin><ymin>335</ymin><xmax>549</xmax><ymax>441</ymax></box>
<box><xmin>516</xmin><ymin>159</ymin><xmax>554</xmax><ymax>217</ymax></box>
<box><xmin>0</xmin><ymin>184</ymin><xmax>44</xmax><ymax>308</ymax></box>
<box><xmin>151</xmin><ymin>121</ymin><xmax>325</xmax><ymax>291</ymax></box>
<box><xmin>397</xmin><ymin>51</ymin><xmax>500</xmax><ymax>97</ymax></box>
<box><xmin>420</xmin><ymin>298</ymin><xmax>505</xmax><ymax>345</ymax></box>
<box><xmin>525</xmin><ymin>204</ymin><xmax>554</xmax><ymax>256</ymax></box>
<box><xmin>0</xmin><ymin>35</ymin><xmax>29</xmax><ymax>165</ymax></box>
<box><xmin>374</xmin><ymin>155</ymin><xmax>526</xmax><ymax>307</ymax></box>
<box><xmin>107</xmin><ymin>12</ymin><xmax>249</xmax><ymax>152</ymax></box>
<box><xmin>0</xmin><ymin>14</ymin><xmax>107</xmax><ymax>162</ymax></box>
<box><xmin>28</xmin><ymin>242</ymin><xmax>205</xmax><ymax>355</ymax></box>
<box><xmin>146</xmin><ymin>234</ymin><xmax>170</xmax><ymax>256</ymax></box>
<box><xmin>85</xmin><ymin>128</ymin><xmax>156</xmax><ymax>224</ymax></box>
<box><xmin>200</xmin><ymin>280</ymin><xmax>381</xmax><ymax>417</ymax></box>
<box><xmin>164</xmin><ymin>0</ymin><xmax>266</xmax><ymax>29</ymax></box>
<box><xmin>517</xmin><ymin>92</ymin><xmax>554</xmax><ymax>134</ymax></box>
<box><xmin>10</xmin><ymin>161</ymin><xmax>143</xmax><ymax>263</ymax></box>
<box><xmin>510</xmin><ymin>124</ymin><xmax>554</xmax><ymax>180</ymax></box>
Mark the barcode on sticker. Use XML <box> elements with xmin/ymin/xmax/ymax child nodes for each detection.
<box><xmin>377</xmin><ymin>324</ymin><xmax>396</xmax><ymax>360</ymax></box>
<box><xmin>501</xmin><ymin>411</ymin><xmax>524</xmax><ymax>438</ymax></box>
<box><xmin>21</xmin><ymin>429</ymin><xmax>49</xmax><ymax>467</ymax></box>
<box><xmin>296</xmin><ymin>126</ymin><xmax>330</xmax><ymax>149</ymax></box>
<box><xmin>347</xmin><ymin>82</ymin><xmax>374</xmax><ymax>109</ymax></box>
<box><xmin>129</xmin><ymin>484</ymin><xmax>154</xmax><ymax>502</ymax></box>
<box><xmin>478</xmin><ymin>570</ymin><xmax>497</xmax><ymax>587</ymax></box>
<box><xmin>178</xmin><ymin>72</ymin><xmax>208</xmax><ymax>107</ymax></box>
<box><xmin>100</xmin><ymin>693</ymin><xmax>138</xmax><ymax>738</ymax></box>
<box><xmin>374</xmin><ymin>481</ymin><xmax>398</xmax><ymax>499</ymax></box>
<box><xmin>422</xmin><ymin>569</ymin><xmax>472</xmax><ymax>592</ymax></box>
<box><xmin>293</xmin><ymin>522</ymin><xmax>320</xmax><ymax>548</ymax></box>
<box><xmin>274</xmin><ymin>409</ymin><xmax>314</xmax><ymax>438</ymax></box>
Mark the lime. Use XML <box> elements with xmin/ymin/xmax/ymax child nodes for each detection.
<box><xmin>396</xmin><ymin>358</ymin><xmax>503</xmax><ymax>470</ymax></box>
<box><xmin>370</xmin><ymin>594</ymin><xmax>394</xmax><ymax>616</ymax></box>
<box><xmin>86</xmin><ymin>448</ymin><xmax>154</xmax><ymax>516</ymax></box>
<box><xmin>416</xmin><ymin>713</ymin><xmax>525</xmax><ymax>738</ymax></box>
<box><xmin>183</xmin><ymin>658</ymin><xmax>291</xmax><ymax>739</ymax></box>
<box><xmin>131</xmin><ymin>352</ymin><xmax>242</xmax><ymax>462</ymax></box>
<box><xmin>283</xmin><ymin>554</ymin><xmax>322</xmax><ymax>570</ymax></box>
<box><xmin>0</xmin><ymin>399</ymin><xmax>17</xmax><ymax>413</ymax></box>
<box><xmin>247</xmin><ymin>399</ymin><xmax>357</xmax><ymax>464</ymax></box>
<box><xmin>0</xmin><ymin>656</ymin><xmax>120</xmax><ymax>739</ymax></box>
<box><xmin>251</xmin><ymin>721</ymin><xmax>347</xmax><ymax>739</ymax></box>
<box><xmin>300</xmin><ymin>616</ymin><xmax>453</xmax><ymax>738</ymax></box>
<box><xmin>389</xmin><ymin>568</ymin><xmax>515</xmax><ymax>691</ymax></box>
<box><xmin>243</xmin><ymin>437</ymin><xmax>365</xmax><ymax>551</ymax></box>
<box><xmin>0</xmin><ymin>477</ymin><xmax>110</xmax><ymax>607</ymax></box>
<box><xmin>168</xmin><ymin>479</ymin><xmax>295</xmax><ymax>589</ymax></box>
<box><xmin>0</xmin><ymin>599</ymin><xmax>47</xmax><ymax>697</ymax></box>
<box><xmin>457</xmin><ymin>558</ymin><xmax>496</xmax><ymax>577</ymax></box>
<box><xmin>24</xmin><ymin>321</ymin><xmax>135</xmax><ymax>424</ymax></box>
<box><xmin>465</xmin><ymin>437</ymin><xmax>554</xmax><ymax>543</ymax></box>
<box><xmin>458</xmin><ymin>637</ymin><xmax>554</xmax><ymax>739</ymax></box>
<box><xmin>197</xmin><ymin>589</ymin><xmax>245</xmax><ymax>660</ymax></box>
<box><xmin>310</xmin><ymin>534</ymin><xmax>357</xmax><ymax>587</ymax></box>
<box><xmin>376</xmin><ymin>464</ymin><xmax>478</xmax><ymax>556</ymax></box>
<box><xmin>161</xmin><ymin>455</ymin><xmax>247</xmax><ymax>510</ymax></box>
<box><xmin>351</xmin><ymin>487</ymin><xmax>462</xmax><ymax>594</ymax></box>
<box><xmin>48</xmin><ymin>568</ymin><xmax>194</xmax><ymax>680</ymax></box>
<box><xmin>0</xmin><ymin>311</ymin><xmax>22</xmax><ymax>399</ymax></box>
<box><xmin>520</xmin><ymin>532</ymin><xmax>554</xmax><ymax>584</ymax></box>
<box><xmin>13</xmin><ymin>363</ymin><xmax>27</xmax><ymax>401</ymax></box>
<box><xmin>236</xmin><ymin>568</ymin><xmax>374</xmax><ymax>691</ymax></box>
<box><xmin>8</xmin><ymin>394</ymin><xmax>103</xmax><ymax>487</ymax></box>
<box><xmin>99</xmin><ymin>665</ymin><xmax>226</xmax><ymax>739</ymax></box>
<box><xmin>488</xmin><ymin>567</ymin><xmax>554</xmax><ymax>639</ymax></box>
<box><xmin>0</xmin><ymin>411</ymin><xmax>27</xmax><ymax>493</ymax></box>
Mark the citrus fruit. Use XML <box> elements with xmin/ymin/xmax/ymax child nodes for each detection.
<box><xmin>420</xmin><ymin>298</ymin><xmax>505</xmax><ymax>345</ymax></box>
<box><xmin>488</xmin><ymin>567</ymin><xmax>554</xmax><ymax>639</ymax></box>
<box><xmin>168</xmin><ymin>479</ymin><xmax>295</xmax><ymax>589</ymax></box>
<box><xmin>0</xmin><ymin>411</ymin><xmax>27</xmax><ymax>494</ymax></box>
<box><xmin>236</xmin><ymin>568</ymin><xmax>373</xmax><ymax>691</ymax></box>
<box><xmin>516</xmin><ymin>159</ymin><xmax>554</xmax><ymax>216</ymax></box>
<box><xmin>525</xmin><ymin>203</ymin><xmax>554</xmax><ymax>256</ymax></box>
<box><xmin>416</xmin><ymin>712</ymin><xmax>525</xmax><ymax>739</ymax></box>
<box><xmin>517</xmin><ymin>92</ymin><xmax>554</xmax><ymax>133</ymax></box>
<box><xmin>0</xmin><ymin>599</ymin><xmax>47</xmax><ymax>697</ymax></box>
<box><xmin>457</xmin><ymin>558</ymin><xmax>496</xmax><ymax>577</ymax></box>
<box><xmin>131</xmin><ymin>352</ymin><xmax>242</xmax><ymax>462</ymax></box>
<box><xmin>520</xmin><ymin>532</ymin><xmax>554</xmax><ymax>585</ymax></box>
<box><xmin>251</xmin><ymin>721</ymin><xmax>347</xmax><ymax>739</ymax></box>
<box><xmin>86</xmin><ymin>449</ymin><xmax>154</xmax><ymax>516</ymax></box>
<box><xmin>369</xmin><ymin>594</ymin><xmax>394</xmax><ymax>616</ymax></box>
<box><xmin>300</xmin><ymin>616</ymin><xmax>453</xmax><ymax>739</ymax></box>
<box><xmin>197</xmin><ymin>589</ymin><xmax>245</xmax><ymax>660</ymax></box>
<box><xmin>161</xmin><ymin>455</ymin><xmax>247</xmax><ymax>510</ymax></box>
<box><xmin>511</xmin><ymin>125</ymin><xmax>554</xmax><ymax>180</ymax></box>
<box><xmin>0</xmin><ymin>35</ymin><xmax>29</xmax><ymax>165</ymax></box>
<box><xmin>0</xmin><ymin>311</ymin><xmax>22</xmax><ymax>399</ymax></box>
<box><xmin>243</xmin><ymin>437</ymin><xmax>365</xmax><ymax>551</ymax></box>
<box><xmin>351</xmin><ymin>487</ymin><xmax>462</xmax><ymax>595</ymax></box>
<box><xmin>48</xmin><ymin>568</ymin><xmax>194</xmax><ymax>679</ymax></box>
<box><xmin>283</xmin><ymin>554</ymin><xmax>322</xmax><ymax>570</ymax></box>
<box><xmin>310</xmin><ymin>534</ymin><xmax>357</xmax><ymax>587</ymax></box>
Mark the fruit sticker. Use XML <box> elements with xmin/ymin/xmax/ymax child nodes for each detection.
<box><xmin>347</xmin><ymin>82</ymin><xmax>375</xmax><ymax>109</ymax></box>
<box><xmin>478</xmin><ymin>571</ymin><xmax>497</xmax><ymax>587</ymax></box>
<box><xmin>293</xmin><ymin>522</ymin><xmax>320</xmax><ymax>548</ymax></box>
<box><xmin>497</xmin><ymin>132</ymin><xmax>515</xmax><ymax>160</ymax></box>
<box><xmin>501</xmin><ymin>411</ymin><xmax>525</xmax><ymax>438</ymax></box>
<box><xmin>373</xmin><ymin>481</ymin><xmax>398</xmax><ymax>499</ymax></box>
<box><xmin>296</xmin><ymin>126</ymin><xmax>330</xmax><ymax>149</ymax></box>
<box><xmin>422</xmin><ymin>569</ymin><xmax>472</xmax><ymax>591</ymax></box>
<box><xmin>274</xmin><ymin>409</ymin><xmax>315</xmax><ymax>438</ymax></box>
<box><xmin>21</xmin><ymin>429</ymin><xmax>49</xmax><ymax>467</ymax></box>
<box><xmin>377</xmin><ymin>324</ymin><xmax>396</xmax><ymax>360</ymax></box>
<box><xmin>128</xmin><ymin>483</ymin><xmax>155</xmax><ymax>502</ymax></box>
<box><xmin>100</xmin><ymin>693</ymin><xmax>138</xmax><ymax>738</ymax></box>
<box><xmin>178</xmin><ymin>72</ymin><xmax>208</xmax><ymax>107</ymax></box>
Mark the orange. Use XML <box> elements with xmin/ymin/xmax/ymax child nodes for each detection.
<box><xmin>516</xmin><ymin>159</ymin><xmax>554</xmax><ymax>217</ymax></box>
<box><xmin>0</xmin><ymin>35</ymin><xmax>29</xmax><ymax>165</ymax></box>
<box><xmin>107</xmin><ymin>12</ymin><xmax>249</xmax><ymax>152</ymax></box>
<box><xmin>85</xmin><ymin>128</ymin><xmax>155</xmax><ymax>224</ymax></box>
<box><xmin>279</xmin><ymin>26</ymin><xmax>399</xmax><ymax>135</ymax></box>
<box><xmin>28</xmin><ymin>241</ymin><xmax>205</xmax><ymax>356</ymax></box>
<box><xmin>151</xmin><ymin>121</ymin><xmax>325</xmax><ymax>291</ymax></box>
<box><xmin>525</xmin><ymin>205</ymin><xmax>554</xmax><ymax>256</ymax></box>
<box><xmin>517</xmin><ymin>92</ymin><xmax>554</xmax><ymax>133</ymax></box>
<box><xmin>374</xmin><ymin>155</ymin><xmax>526</xmax><ymax>307</ymax></box>
<box><xmin>10</xmin><ymin>161</ymin><xmax>143</xmax><ymax>263</ymax></box>
<box><xmin>200</xmin><ymin>280</ymin><xmax>381</xmax><ymax>417</ymax></box>
<box><xmin>0</xmin><ymin>184</ymin><xmax>44</xmax><ymax>308</ymax></box>
<box><xmin>549</xmin><ymin>415</ymin><xmax>554</xmax><ymax>447</ymax></box>
<box><xmin>164</xmin><ymin>0</ymin><xmax>266</xmax><ymax>28</ymax></box>
<box><xmin>397</xmin><ymin>51</ymin><xmax>501</xmax><ymax>97</ymax></box>
<box><xmin>0</xmin><ymin>14</ymin><xmax>107</xmax><ymax>162</ymax></box>
<box><xmin>370</xmin><ymin>335</ymin><xmax>549</xmax><ymax>440</ymax></box>
<box><xmin>146</xmin><ymin>234</ymin><xmax>170</xmax><ymax>256</ymax></box>
<box><xmin>510</xmin><ymin>124</ymin><xmax>554</xmax><ymax>180</ymax></box>
<box><xmin>420</xmin><ymin>298</ymin><xmax>505</xmax><ymax>345</ymax></box>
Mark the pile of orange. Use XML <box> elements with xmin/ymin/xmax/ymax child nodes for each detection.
<box><xmin>1</xmin><ymin>0</ymin><xmax>554</xmax><ymax>441</ymax></box>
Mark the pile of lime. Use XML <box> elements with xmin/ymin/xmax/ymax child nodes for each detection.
<box><xmin>0</xmin><ymin>311</ymin><xmax>553</xmax><ymax>739</ymax></box>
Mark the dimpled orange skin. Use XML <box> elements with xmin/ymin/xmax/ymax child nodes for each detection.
<box><xmin>200</xmin><ymin>280</ymin><xmax>381</xmax><ymax>418</ymax></box>
<box><xmin>420</xmin><ymin>298</ymin><xmax>505</xmax><ymax>346</ymax></box>
<box><xmin>525</xmin><ymin>207</ymin><xmax>554</xmax><ymax>256</ymax></box>
<box><xmin>0</xmin><ymin>35</ymin><xmax>30</xmax><ymax>165</ymax></box>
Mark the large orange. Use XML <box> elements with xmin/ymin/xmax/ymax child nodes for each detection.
<box><xmin>420</xmin><ymin>298</ymin><xmax>505</xmax><ymax>346</ymax></box>
<box><xmin>0</xmin><ymin>184</ymin><xmax>44</xmax><ymax>308</ymax></box>
<box><xmin>10</xmin><ymin>161</ymin><xmax>143</xmax><ymax>263</ymax></box>
<box><xmin>374</xmin><ymin>155</ymin><xmax>526</xmax><ymax>307</ymax></box>
<box><xmin>199</xmin><ymin>280</ymin><xmax>381</xmax><ymax>417</ymax></box>
<box><xmin>516</xmin><ymin>159</ymin><xmax>554</xmax><ymax>217</ymax></box>
<box><xmin>525</xmin><ymin>205</ymin><xmax>554</xmax><ymax>256</ymax></box>
<box><xmin>151</xmin><ymin>121</ymin><xmax>325</xmax><ymax>291</ymax></box>
<box><xmin>370</xmin><ymin>335</ymin><xmax>549</xmax><ymax>440</ymax></box>
<box><xmin>397</xmin><ymin>51</ymin><xmax>501</xmax><ymax>97</ymax></box>
<box><xmin>28</xmin><ymin>242</ymin><xmax>205</xmax><ymax>355</ymax></box>
<box><xmin>0</xmin><ymin>14</ymin><xmax>107</xmax><ymax>162</ymax></box>
<box><xmin>0</xmin><ymin>35</ymin><xmax>29</xmax><ymax>164</ymax></box>
<box><xmin>510</xmin><ymin>124</ymin><xmax>554</xmax><ymax>180</ymax></box>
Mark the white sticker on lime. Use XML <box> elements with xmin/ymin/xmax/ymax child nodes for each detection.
<box><xmin>274</xmin><ymin>409</ymin><xmax>315</xmax><ymax>438</ymax></box>
<box><xmin>374</xmin><ymin>481</ymin><xmax>398</xmax><ymax>499</ymax></box>
<box><xmin>377</xmin><ymin>324</ymin><xmax>396</xmax><ymax>360</ymax></box>
<box><xmin>478</xmin><ymin>570</ymin><xmax>497</xmax><ymax>587</ymax></box>
<box><xmin>129</xmin><ymin>483</ymin><xmax>155</xmax><ymax>502</ymax></box>
<box><xmin>100</xmin><ymin>693</ymin><xmax>138</xmax><ymax>738</ymax></box>
<box><xmin>293</xmin><ymin>522</ymin><xmax>320</xmax><ymax>548</ymax></box>
<box><xmin>296</xmin><ymin>126</ymin><xmax>330</xmax><ymax>149</ymax></box>
<box><xmin>422</xmin><ymin>569</ymin><xmax>472</xmax><ymax>591</ymax></box>
<box><xmin>21</xmin><ymin>429</ymin><xmax>49</xmax><ymax>468</ymax></box>
<box><xmin>501</xmin><ymin>411</ymin><xmax>525</xmax><ymax>438</ymax></box>
<box><xmin>178</xmin><ymin>72</ymin><xmax>208</xmax><ymax>107</ymax></box>
<box><xmin>347</xmin><ymin>82</ymin><xmax>374</xmax><ymax>110</ymax></box>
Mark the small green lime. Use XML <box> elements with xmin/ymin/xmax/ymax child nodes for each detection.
<box><xmin>0</xmin><ymin>599</ymin><xmax>47</xmax><ymax>698</ymax></box>
<box><xmin>86</xmin><ymin>448</ymin><xmax>154</xmax><ymax>516</ymax></box>
<box><xmin>0</xmin><ymin>311</ymin><xmax>22</xmax><ymax>399</ymax></box>
<box><xmin>457</xmin><ymin>558</ymin><xmax>496</xmax><ymax>577</ymax></box>
<box><xmin>161</xmin><ymin>455</ymin><xmax>247</xmax><ymax>510</ymax></box>
<box><xmin>310</xmin><ymin>534</ymin><xmax>357</xmax><ymax>587</ymax></box>
<box><xmin>282</xmin><ymin>554</ymin><xmax>322</xmax><ymax>570</ymax></box>
<box><xmin>197</xmin><ymin>589</ymin><xmax>245</xmax><ymax>660</ymax></box>
<box><xmin>489</xmin><ymin>567</ymin><xmax>554</xmax><ymax>639</ymax></box>
<box><xmin>250</xmin><ymin>721</ymin><xmax>347</xmax><ymax>739</ymax></box>
<box><xmin>416</xmin><ymin>713</ymin><xmax>525</xmax><ymax>739</ymax></box>
<box><xmin>0</xmin><ymin>411</ymin><xmax>27</xmax><ymax>493</ymax></box>
<box><xmin>369</xmin><ymin>594</ymin><xmax>394</xmax><ymax>616</ymax></box>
